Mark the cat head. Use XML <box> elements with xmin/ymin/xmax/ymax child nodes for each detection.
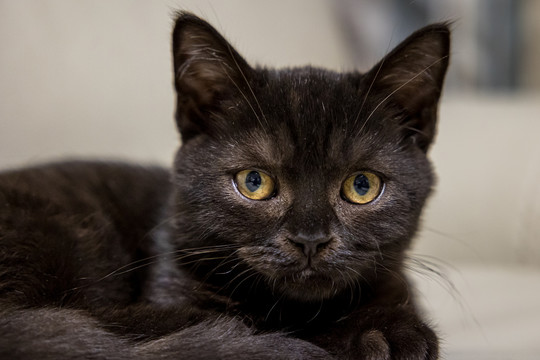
<box><xmin>171</xmin><ymin>13</ymin><xmax>449</xmax><ymax>301</ymax></box>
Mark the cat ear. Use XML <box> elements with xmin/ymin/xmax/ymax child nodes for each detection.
<box><xmin>172</xmin><ymin>12</ymin><xmax>253</xmax><ymax>141</ymax></box>
<box><xmin>365</xmin><ymin>23</ymin><xmax>450</xmax><ymax>151</ymax></box>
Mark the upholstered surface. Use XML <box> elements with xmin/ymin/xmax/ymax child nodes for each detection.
<box><xmin>411</xmin><ymin>263</ymin><xmax>540</xmax><ymax>359</ymax></box>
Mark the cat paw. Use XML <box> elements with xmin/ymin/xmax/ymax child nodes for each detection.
<box><xmin>353</xmin><ymin>316</ymin><xmax>438</xmax><ymax>360</ymax></box>
<box><xmin>357</xmin><ymin>330</ymin><xmax>391</xmax><ymax>360</ymax></box>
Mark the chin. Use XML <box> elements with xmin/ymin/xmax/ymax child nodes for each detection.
<box><xmin>274</xmin><ymin>270</ymin><xmax>348</xmax><ymax>302</ymax></box>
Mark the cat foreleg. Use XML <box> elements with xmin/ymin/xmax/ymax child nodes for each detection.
<box><xmin>309</xmin><ymin>304</ymin><xmax>438</xmax><ymax>360</ymax></box>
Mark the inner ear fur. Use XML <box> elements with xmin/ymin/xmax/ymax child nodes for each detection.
<box><xmin>172</xmin><ymin>12</ymin><xmax>253</xmax><ymax>141</ymax></box>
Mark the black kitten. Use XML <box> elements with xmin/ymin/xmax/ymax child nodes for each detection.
<box><xmin>0</xmin><ymin>13</ymin><xmax>449</xmax><ymax>360</ymax></box>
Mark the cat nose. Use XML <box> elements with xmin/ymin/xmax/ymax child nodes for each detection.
<box><xmin>287</xmin><ymin>233</ymin><xmax>332</xmax><ymax>258</ymax></box>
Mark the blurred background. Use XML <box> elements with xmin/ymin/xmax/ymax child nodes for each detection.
<box><xmin>1</xmin><ymin>1</ymin><xmax>539</xmax><ymax>358</ymax></box>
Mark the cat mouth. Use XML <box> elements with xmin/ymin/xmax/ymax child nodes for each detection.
<box><xmin>238</xmin><ymin>246</ymin><xmax>347</xmax><ymax>300</ymax></box>
<box><xmin>285</xmin><ymin>266</ymin><xmax>320</xmax><ymax>282</ymax></box>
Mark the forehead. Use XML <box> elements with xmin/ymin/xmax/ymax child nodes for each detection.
<box><xmin>234</xmin><ymin>69</ymin><xmax>397</xmax><ymax>165</ymax></box>
<box><xmin>225</xmin><ymin>111</ymin><xmax>395</xmax><ymax>179</ymax></box>
<box><xmin>234</xmin><ymin>122</ymin><xmax>392</xmax><ymax>173</ymax></box>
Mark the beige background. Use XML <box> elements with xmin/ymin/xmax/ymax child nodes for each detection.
<box><xmin>1</xmin><ymin>1</ymin><xmax>540</xmax><ymax>357</ymax></box>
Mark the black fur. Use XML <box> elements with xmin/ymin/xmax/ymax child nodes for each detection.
<box><xmin>0</xmin><ymin>13</ymin><xmax>450</xmax><ymax>359</ymax></box>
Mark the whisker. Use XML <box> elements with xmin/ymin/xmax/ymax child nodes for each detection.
<box><xmin>98</xmin><ymin>246</ymin><xmax>239</xmax><ymax>281</ymax></box>
<box><xmin>174</xmin><ymin>255</ymin><xmax>234</xmax><ymax>267</ymax></box>
<box><xmin>338</xmin><ymin>268</ymin><xmax>356</xmax><ymax>306</ymax></box>
<box><xmin>67</xmin><ymin>244</ymin><xmax>241</xmax><ymax>293</ymax></box>
<box><xmin>307</xmin><ymin>300</ymin><xmax>325</xmax><ymax>324</ymax></box>
<box><xmin>403</xmin><ymin>253</ymin><xmax>483</xmax><ymax>329</ymax></box>
<box><xmin>374</xmin><ymin>259</ymin><xmax>412</xmax><ymax>304</ymax></box>
<box><xmin>227</xmin><ymin>270</ymin><xmax>259</xmax><ymax>306</ymax></box>
<box><xmin>208</xmin><ymin>250</ymin><xmax>242</xmax><ymax>276</ymax></box>
<box><xmin>421</xmin><ymin>226</ymin><xmax>481</xmax><ymax>258</ymax></box>
<box><xmin>404</xmin><ymin>254</ymin><xmax>461</xmax><ymax>303</ymax></box>
<box><xmin>217</xmin><ymin>267</ymin><xmax>255</xmax><ymax>294</ymax></box>
<box><xmin>265</xmin><ymin>292</ymin><xmax>285</xmax><ymax>322</ymax></box>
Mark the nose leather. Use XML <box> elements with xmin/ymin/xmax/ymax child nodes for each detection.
<box><xmin>288</xmin><ymin>233</ymin><xmax>332</xmax><ymax>258</ymax></box>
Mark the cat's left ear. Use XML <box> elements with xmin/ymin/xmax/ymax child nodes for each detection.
<box><xmin>365</xmin><ymin>23</ymin><xmax>450</xmax><ymax>152</ymax></box>
<box><xmin>172</xmin><ymin>12</ymin><xmax>254</xmax><ymax>141</ymax></box>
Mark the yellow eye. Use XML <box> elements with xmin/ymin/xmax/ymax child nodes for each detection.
<box><xmin>235</xmin><ymin>170</ymin><xmax>276</xmax><ymax>200</ymax></box>
<box><xmin>342</xmin><ymin>171</ymin><xmax>383</xmax><ymax>204</ymax></box>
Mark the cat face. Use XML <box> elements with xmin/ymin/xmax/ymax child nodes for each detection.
<box><xmin>171</xmin><ymin>13</ymin><xmax>449</xmax><ymax>301</ymax></box>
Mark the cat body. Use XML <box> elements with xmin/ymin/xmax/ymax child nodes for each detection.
<box><xmin>0</xmin><ymin>13</ymin><xmax>449</xmax><ymax>360</ymax></box>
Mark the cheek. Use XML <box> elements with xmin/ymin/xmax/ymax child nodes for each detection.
<box><xmin>237</xmin><ymin>236</ymin><xmax>299</xmax><ymax>273</ymax></box>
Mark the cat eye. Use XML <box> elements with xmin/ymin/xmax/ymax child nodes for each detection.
<box><xmin>235</xmin><ymin>170</ymin><xmax>276</xmax><ymax>200</ymax></box>
<box><xmin>341</xmin><ymin>171</ymin><xmax>383</xmax><ymax>205</ymax></box>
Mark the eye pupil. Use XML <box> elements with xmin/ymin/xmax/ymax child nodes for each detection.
<box><xmin>342</xmin><ymin>171</ymin><xmax>382</xmax><ymax>205</ymax></box>
<box><xmin>353</xmin><ymin>174</ymin><xmax>370</xmax><ymax>195</ymax></box>
<box><xmin>235</xmin><ymin>169</ymin><xmax>275</xmax><ymax>200</ymax></box>
<box><xmin>245</xmin><ymin>171</ymin><xmax>262</xmax><ymax>192</ymax></box>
